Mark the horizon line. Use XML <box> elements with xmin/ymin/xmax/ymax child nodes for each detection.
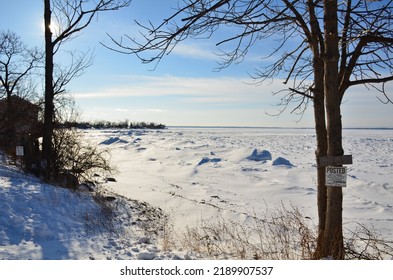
<box><xmin>167</xmin><ymin>125</ymin><xmax>393</xmax><ymax>130</ymax></box>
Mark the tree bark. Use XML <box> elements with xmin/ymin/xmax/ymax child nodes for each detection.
<box><xmin>323</xmin><ymin>104</ymin><xmax>344</xmax><ymax>259</ymax></box>
<box><xmin>312</xmin><ymin>56</ymin><xmax>328</xmax><ymax>259</ymax></box>
<box><xmin>322</xmin><ymin>0</ymin><xmax>344</xmax><ymax>259</ymax></box>
<box><xmin>307</xmin><ymin>0</ymin><xmax>329</xmax><ymax>258</ymax></box>
<box><xmin>42</xmin><ymin>0</ymin><xmax>55</xmax><ymax>179</ymax></box>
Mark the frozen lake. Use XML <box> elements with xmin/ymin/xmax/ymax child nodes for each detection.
<box><xmin>87</xmin><ymin>127</ymin><xmax>393</xmax><ymax>240</ymax></box>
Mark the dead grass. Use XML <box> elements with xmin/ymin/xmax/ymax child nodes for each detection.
<box><xmin>158</xmin><ymin>204</ymin><xmax>393</xmax><ymax>260</ymax></box>
<box><xmin>82</xmin><ymin>192</ymin><xmax>121</xmax><ymax>236</ymax></box>
<box><xmin>176</xmin><ymin>205</ymin><xmax>316</xmax><ymax>259</ymax></box>
<box><xmin>82</xmin><ymin>190</ymin><xmax>169</xmax><ymax>243</ymax></box>
<box><xmin>78</xmin><ymin>189</ymin><xmax>393</xmax><ymax>260</ymax></box>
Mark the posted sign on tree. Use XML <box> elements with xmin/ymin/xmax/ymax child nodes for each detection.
<box><xmin>16</xmin><ymin>146</ymin><xmax>24</xmax><ymax>157</ymax></box>
<box><xmin>326</xmin><ymin>166</ymin><xmax>347</xmax><ymax>187</ymax></box>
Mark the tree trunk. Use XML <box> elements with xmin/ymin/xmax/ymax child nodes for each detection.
<box><xmin>322</xmin><ymin>0</ymin><xmax>344</xmax><ymax>259</ymax></box>
<box><xmin>308</xmin><ymin>0</ymin><xmax>328</xmax><ymax>257</ymax></box>
<box><xmin>312</xmin><ymin>56</ymin><xmax>328</xmax><ymax>259</ymax></box>
<box><xmin>5</xmin><ymin>90</ymin><xmax>14</xmax><ymax>148</ymax></box>
<box><xmin>323</xmin><ymin>103</ymin><xmax>344</xmax><ymax>259</ymax></box>
<box><xmin>42</xmin><ymin>0</ymin><xmax>55</xmax><ymax>180</ymax></box>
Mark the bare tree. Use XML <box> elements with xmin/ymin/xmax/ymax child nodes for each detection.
<box><xmin>42</xmin><ymin>0</ymin><xmax>131</xmax><ymax>180</ymax></box>
<box><xmin>107</xmin><ymin>0</ymin><xmax>393</xmax><ymax>259</ymax></box>
<box><xmin>0</xmin><ymin>30</ymin><xmax>41</xmax><ymax>100</ymax></box>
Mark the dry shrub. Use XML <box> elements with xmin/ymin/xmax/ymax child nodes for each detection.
<box><xmin>82</xmin><ymin>192</ymin><xmax>121</xmax><ymax>236</ymax></box>
<box><xmin>179</xmin><ymin>205</ymin><xmax>317</xmax><ymax>260</ymax></box>
<box><xmin>82</xmin><ymin>192</ymin><xmax>167</xmax><ymax>239</ymax></box>
<box><xmin>159</xmin><ymin>214</ymin><xmax>176</xmax><ymax>251</ymax></box>
<box><xmin>344</xmin><ymin>222</ymin><xmax>393</xmax><ymax>260</ymax></box>
<box><xmin>52</xmin><ymin>128</ymin><xmax>114</xmax><ymax>187</ymax></box>
<box><xmin>167</xmin><ymin>205</ymin><xmax>393</xmax><ymax>260</ymax></box>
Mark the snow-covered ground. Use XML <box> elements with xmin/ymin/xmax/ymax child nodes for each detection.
<box><xmin>89</xmin><ymin>127</ymin><xmax>393</xmax><ymax>239</ymax></box>
<box><xmin>1</xmin><ymin>127</ymin><xmax>393</xmax><ymax>259</ymax></box>
<box><xmin>0</xmin><ymin>155</ymin><xmax>191</xmax><ymax>260</ymax></box>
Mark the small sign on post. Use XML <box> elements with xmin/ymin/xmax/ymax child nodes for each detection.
<box><xmin>318</xmin><ymin>155</ymin><xmax>353</xmax><ymax>166</ymax></box>
<box><xmin>319</xmin><ymin>155</ymin><xmax>352</xmax><ymax>188</ymax></box>
<box><xmin>326</xmin><ymin>166</ymin><xmax>347</xmax><ymax>187</ymax></box>
<box><xmin>16</xmin><ymin>146</ymin><xmax>24</xmax><ymax>157</ymax></box>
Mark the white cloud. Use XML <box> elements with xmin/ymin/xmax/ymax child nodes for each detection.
<box><xmin>115</xmin><ymin>108</ymin><xmax>167</xmax><ymax>113</ymax></box>
<box><xmin>73</xmin><ymin>74</ymin><xmax>286</xmax><ymax>106</ymax></box>
<box><xmin>171</xmin><ymin>43</ymin><xmax>217</xmax><ymax>60</ymax></box>
<box><xmin>115</xmin><ymin>108</ymin><xmax>132</xmax><ymax>112</ymax></box>
<box><xmin>75</xmin><ymin>73</ymin><xmax>393</xmax><ymax>127</ymax></box>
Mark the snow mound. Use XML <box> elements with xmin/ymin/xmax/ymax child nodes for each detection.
<box><xmin>247</xmin><ymin>149</ymin><xmax>272</xmax><ymax>162</ymax></box>
<box><xmin>99</xmin><ymin>137</ymin><xmax>128</xmax><ymax>145</ymax></box>
<box><xmin>272</xmin><ymin>157</ymin><xmax>293</xmax><ymax>167</ymax></box>
<box><xmin>197</xmin><ymin>157</ymin><xmax>222</xmax><ymax>166</ymax></box>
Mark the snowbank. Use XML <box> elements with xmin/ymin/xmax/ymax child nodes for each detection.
<box><xmin>0</xmin><ymin>160</ymin><xmax>190</xmax><ymax>260</ymax></box>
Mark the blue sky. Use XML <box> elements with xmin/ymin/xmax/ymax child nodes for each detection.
<box><xmin>1</xmin><ymin>0</ymin><xmax>392</xmax><ymax>127</ymax></box>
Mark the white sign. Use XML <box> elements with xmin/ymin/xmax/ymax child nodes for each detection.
<box><xmin>16</xmin><ymin>146</ymin><xmax>24</xmax><ymax>156</ymax></box>
<box><xmin>326</xmin><ymin>166</ymin><xmax>347</xmax><ymax>187</ymax></box>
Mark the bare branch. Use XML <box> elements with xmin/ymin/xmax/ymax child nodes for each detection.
<box><xmin>0</xmin><ymin>30</ymin><xmax>42</xmax><ymax>98</ymax></box>
<box><xmin>53</xmin><ymin>50</ymin><xmax>94</xmax><ymax>96</ymax></box>
<box><xmin>52</xmin><ymin>0</ymin><xmax>131</xmax><ymax>47</ymax></box>
<box><xmin>106</xmin><ymin>0</ymin><xmax>393</xmax><ymax>112</ymax></box>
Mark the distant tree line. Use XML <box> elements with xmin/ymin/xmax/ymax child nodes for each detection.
<box><xmin>61</xmin><ymin>120</ymin><xmax>166</xmax><ymax>130</ymax></box>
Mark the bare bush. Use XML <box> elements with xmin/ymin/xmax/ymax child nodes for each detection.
<box><xmin>344</xmin><ymin>222</ymin><xmax>393</xmax><ymax>260</ymax></box>
<box><xmin>52</xmin><ymin>128</ymin><xmax>114</xmax><ymax>187</ymax></box>
<box><xmin>164</xmin><ymin>205</ymin><xmax>393</xmax><ymax>260</ymax></box>
<box><xmin>179</xmin><ymin>205</ymin><xmax>317</xmax><ymax>260</ymax></box>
